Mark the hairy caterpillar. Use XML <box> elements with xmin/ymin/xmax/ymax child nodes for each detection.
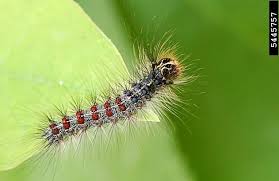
<box><xmin>43</xmin><ymin>56</ymin><xmax>182</xmax><ymax>146</ymax></box>
<box><xmin>26</xmin><ymin>32</ymin><xmax>196</xmax><ymax>171</ymax></box>
<box><xmin>1</xmin><ymin>34</ymin><xmax>196</xmax><ymax>172</ymax></box>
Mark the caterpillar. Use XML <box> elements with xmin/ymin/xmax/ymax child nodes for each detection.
<box><xmin>43</xmin><ymin>56</ymin><xmax>182</xmax><ymax>146</ymax></box>
<box><xmin>0</xmin><ymin>32</ymin><xmax>196</xmax><ymax>175</ymax></box>
<box><xmin>27</xmin><ymin>29</ymin><xmax>199</xmax><ymax>159</ymax></box>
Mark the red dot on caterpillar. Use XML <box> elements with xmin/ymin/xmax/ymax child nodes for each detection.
<box><xmin>91</xmin><ymin>104</ymin><xmax>99</xmax><ymax>121</ymax></box>
<box><xmin>119</xmin><ymin>104</ymin><xmax>126</xmax><ymax>111</ymax></box>
<box><xmin>49</xmin><ymin>123</ymin><xmax>59</xmax><ymax>135</ymax></box>
<box><xmin>115</xmin><ymin>97</ymin><xmax>126</xmax><ymax>111</ymax></box>
<box><xmin>76</xmin><ymin>110</ymin><xmax>85</xmax><ymax>124</ymax></box>
<box><xmin>115</xmin><ymin>97</ymin><xmax>122</xmax><ymax>104</ymax></box>
<box><xmin>62</xmin><ymin>116</ymin><xmax>70</xmax><ymax>129</ymax></box>
<box><xmin>92</xmin><ymin>113</ymin><xmax>99</xmax><ymax>120</ymax></box>
<box><xmin>104</xmin><ymin>100</ymin><xmax>111</xmax><ymax>109</ymax></box>
<box><xmin>91</xmin><ymin>105</ymin><xmax>98</xmax><ymax>112</ymax></box>
<box><xmin>106</xmin><ymin>108</ymin><xmax>113</xmax><ymax>117</ymax></box>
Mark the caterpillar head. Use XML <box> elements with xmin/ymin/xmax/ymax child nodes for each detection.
<box><xmin>156</xmin><ymin>58</ymin><xmax>181</xmax><ymax>80</ymax></box>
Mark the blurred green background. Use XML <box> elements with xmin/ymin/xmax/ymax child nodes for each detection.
<box><xmin>1</xmin><ymin>0</ymin><xmax>279</xmax><ymax>181</ymax></box>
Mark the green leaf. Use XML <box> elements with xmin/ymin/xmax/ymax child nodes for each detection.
<box><xmin>0</xmin><ymin>0</ymin><xmax>159</xmax><ymax>171</ymax></box>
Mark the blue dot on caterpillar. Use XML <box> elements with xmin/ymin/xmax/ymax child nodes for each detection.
<box><xmin>44</xmin><ymin>57</ymin><xmax>181</xmax><ymax>145</ymax></box>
